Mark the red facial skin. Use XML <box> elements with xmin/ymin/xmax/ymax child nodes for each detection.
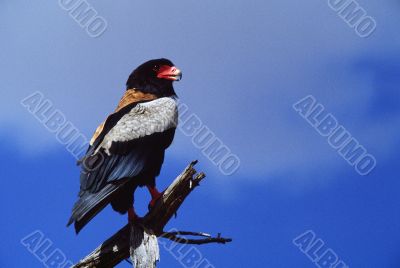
<box><xmin>157</xmin><ymin>65</ymin><xmax>182</xmax><ymax>81</ymax></box>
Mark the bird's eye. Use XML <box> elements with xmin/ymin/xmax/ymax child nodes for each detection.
<box><xmin>153</xmin><ymin>65</ymin><xmax>160</xmax><ymax>72</ymax></box>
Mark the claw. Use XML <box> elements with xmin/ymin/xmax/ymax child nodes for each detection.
<box><xmin>147</xmin><ymin>185</ymin><xmax>164</xmax><ymax>211</ymax></box>
<box><xmin>148</xmin><ymin>191</ymin><xmax>164</xmax><ymax>210</ymax></box>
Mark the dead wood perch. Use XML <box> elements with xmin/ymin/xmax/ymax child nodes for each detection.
<box><xmin>72</xmin><ymin>161</ymin><xmax>232</xmax><ymax>268</ymax></box>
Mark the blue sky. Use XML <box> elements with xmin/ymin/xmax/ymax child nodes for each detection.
<box><xmin>1</xmin><ymin>0</ymin><xmax>399</xmax><ymax>267</ymax></box>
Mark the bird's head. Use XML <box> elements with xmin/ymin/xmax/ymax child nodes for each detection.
<box><xmin>126</xmin><ymin>58</ymin><xmax>182</xmax><ymax>97</ymax></box>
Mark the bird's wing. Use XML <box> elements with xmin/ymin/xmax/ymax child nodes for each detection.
<box><xmin>80</xmin><ymin>97</ymin><xmax>178</xmax><ymax>193</ymax></box>
<box><xmin>98</xmin><ymin>97</ymin><xmax>178</xmax><ymax>155</ymax></box>
<box><xmin>68</xmin><ymin>97</ymin><xmax>177</xmax><ymax>233</ymax></box>
<box><xmin>89</xmin><ymin>89</ymin><xmax>158</xmax><ymax>146</ymax></box>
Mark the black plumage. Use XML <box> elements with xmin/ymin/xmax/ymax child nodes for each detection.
<box><xmin>67</xmin><ymin>59</ymin><xmax>181</xmax><ymax>233</ymax></box>
<box><xmin>126</xmin><ymin>58</ymin><xmax>178</xmax><ymax>97</ymax></box>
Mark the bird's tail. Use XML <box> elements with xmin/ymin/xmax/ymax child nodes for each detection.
<box><xmin>67</xmin><ymin>183</ymin><xmax>123</xmax><ymax>234</ymax></box>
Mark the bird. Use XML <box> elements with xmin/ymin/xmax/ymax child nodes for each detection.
<box><xmin>67</xmin><ymin>58</ymin><xmax>182</xmax><ymax>234</ymax></box>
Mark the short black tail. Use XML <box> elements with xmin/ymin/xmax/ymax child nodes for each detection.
<box><xmin>67</xmin><ymin>183</ymin><xmax>124</xmax><ymax>234</ymax></box>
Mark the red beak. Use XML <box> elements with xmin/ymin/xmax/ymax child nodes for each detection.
<box><xmin>157</xmin><ymin>65</ymin><xmax>182</xmax><ymax>81</ymax></box>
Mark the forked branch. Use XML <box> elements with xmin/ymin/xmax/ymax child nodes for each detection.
<box><xmin>72</xmin><ymin>161</ymin><xmax>232</xmax><ymax>268</ymax></box>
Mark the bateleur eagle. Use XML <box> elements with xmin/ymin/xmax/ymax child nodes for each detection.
<box><xmin>67</xmin><ymin>58</ymin><xmax>182</xmax><ymax>234</ymax></box>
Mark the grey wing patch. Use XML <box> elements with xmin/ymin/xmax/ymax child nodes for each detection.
<box><xmin>98</xmin><ymin>97</ymin><xmax>178</xmax><ymax>155</ymax></box>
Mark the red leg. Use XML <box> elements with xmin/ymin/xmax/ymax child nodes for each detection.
<box><xmin>147</xmin><ymin>185</ymin><xmax>164</xmax><ymax>210</ymax></box>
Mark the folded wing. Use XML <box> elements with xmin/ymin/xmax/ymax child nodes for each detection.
<box><xmin>68</xmin><ymin>97</ymin><xmax>178</xmax><ymax>233</ymax></box>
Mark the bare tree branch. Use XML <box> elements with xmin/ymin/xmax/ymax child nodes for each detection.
<box><xmin>161</xmin><ymin>231</ymin><xmax>232</xmax><ymax>245</ymax></box>
<box><xmin>72</xmin><ymin>161</ymin><xmax>231</xmax><ymax>268</ymax></box>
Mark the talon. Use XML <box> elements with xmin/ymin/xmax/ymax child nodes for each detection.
<box><xmin>148</xmin><ymin>191</ymin><xmax>164</xmax><ymax>210</ymax></box>
<box><xmin>147</xmin><ymin>185</ymin><xmax>164</xmax><ymax>210</ymax></box>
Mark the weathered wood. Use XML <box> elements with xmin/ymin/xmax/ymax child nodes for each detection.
<box><xmin>72</xmin><ymin>161</ymin><xmax>231</xmax><ymax>268</ymax></box>
<box><xmin>144</xmin><ymin>160</ymin><xmax>206</xmax><ymax>235</ymax></box>
<box><xmin>72</xmin><ymin>225</ymin><xmax>130</xmax><ymax>268</ymax></box>
<box><xmin>129</xmin><ymin>225</ymin><xmax>159</xmax><ymax>268</ymax></box>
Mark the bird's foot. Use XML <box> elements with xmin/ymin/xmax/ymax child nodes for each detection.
<box><xmin>148</xmin><ymin>190</ymin><xmax>165</xmax><ymax>211</ymax></box>
<box><xmin>147</xmin><ymin>185</ymin><xmax>165</xmax><ymax>211</ymax></box>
